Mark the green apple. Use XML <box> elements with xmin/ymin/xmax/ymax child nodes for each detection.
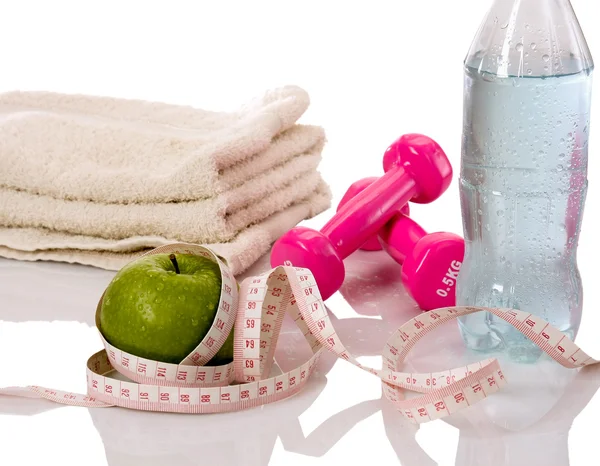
<box><xmin>98</xmin><ymin>253</ymin><xmax>233</xmax><ymax>365</ymax></box>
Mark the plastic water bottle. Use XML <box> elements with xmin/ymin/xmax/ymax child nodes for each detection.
<box><xmin>456</xmin><ymin>0</ymin><xmax>594</xmax><ymax>362</ymax></box>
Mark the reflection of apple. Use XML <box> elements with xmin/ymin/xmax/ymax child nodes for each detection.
<box><xmin>99</xmin><ymin>253</ymin><xmax>232</xmax><ymax>365</ymax></box>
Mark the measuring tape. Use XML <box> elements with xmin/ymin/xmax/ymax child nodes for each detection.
<box><xmin>1</xmin><ymin>243</ymin><xmax>598</xmax><ymax>423</ymax></box>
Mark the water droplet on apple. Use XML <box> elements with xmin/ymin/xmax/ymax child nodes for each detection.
<box><xmin>137</xmin><ymin>304</ymin><xmax>143</xmax><ymax>311</ymax></box>
<box><xmin>184</xmin><ymin>286</ymin><xmax>189</xmax><ymax>291</ymax></box>
<box><xmin>156</xmin><ymin>283</ymin><xmax>164</xmax><ymax>291</ymax></box>
<box><xmin>192</xmin><ymin>319</ymin><xmax>199</xmax><ymax>327</ymax></box>
<box><xmin>179</xmin><ymin>295</ymin><xmax>186</xmax><ymax>302</ymax></box>
<box><xmin>154</xmin><ymin>297</ymin><xmax>162</xmax><ymax>304</ymax></box>
<box><xmin>141</xmin><ymin>326</ymin><xmax>146</xmax><ymax>332</ymax></box>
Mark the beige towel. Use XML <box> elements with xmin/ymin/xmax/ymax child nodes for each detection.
<box><xmin>0</xmin><ymin>182</ymin><xmax>331</xmax><ymax>275</ymax></box>
<box><xmin>0</xmin><ymin>85</ymin><xmax>319</xmax><ymax>203</ymax></box>
<box><xmin>0</xmin><ymin>149</ymin><xmax>324</xmax><ymax>244</ymax></box>
<box><xmin>0</xmin><ymin>86</ymin><xmax>331</xmax><ymax>274</ymax></box>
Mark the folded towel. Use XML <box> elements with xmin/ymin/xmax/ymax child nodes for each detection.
<box><xmin>0</xmin><ymin>148</ymin><xmax>324</xmax><ymax>244</ymax></box>
<box><xmin>0</xmin><ymin>86</ymin><xmax>332</xmax><ymax>273</ymax></box>
<box><xmin>0</xmin><ymin>85</ymin><xmax>318</xmax><ymax>203</ymax></box>
<box><xmin>0</xmin><ymin>182</ymin><xmax>331</xmax><ymax>275</ymax></box>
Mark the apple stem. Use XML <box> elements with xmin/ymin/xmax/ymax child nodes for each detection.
<box><xmin>169</xmin><ymin>254</ymin><xmax>180</xmax><ymax>274</ymax></box>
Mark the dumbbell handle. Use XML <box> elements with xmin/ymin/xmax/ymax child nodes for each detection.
<box><xmin>378</xmin><ymin>214</ymin><xmax>426</xmax><ymax>264</ymax></box>
<box><xmin>321</xmin><ymin>166</ymin><xmax>417</xmax><ymax>259</ymax></box>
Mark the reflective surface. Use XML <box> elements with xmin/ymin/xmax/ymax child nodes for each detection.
<box><xmin>2</xmin><ymin>246</ymin><xmax>600</xmax><ymax>466</ymax></box>
<box><xmin>2</xmin><ymin>0</ymin><xmax>599</xmax><ymax>464</ymax></box>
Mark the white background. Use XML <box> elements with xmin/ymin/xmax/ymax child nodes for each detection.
<box><xmin>1</xmin><ymin>1</ymin><xmax>600</xmax><ymax>465</ymax></box>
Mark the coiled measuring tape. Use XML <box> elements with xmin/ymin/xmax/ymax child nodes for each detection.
<box><xmin>1</xmin><ymin>243</ymin><xmax>598</xmax><ymax>423</ymax></box>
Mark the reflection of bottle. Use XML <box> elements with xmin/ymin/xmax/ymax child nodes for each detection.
<box><xmin>456</xmin><ymin>0</ymin><xmax>594</xmax><ymax>361</ymax></box>
<box><xmin>451</xmin><ymin>361</ymin><xmax>600</xmax><ymax>466</ymax></box>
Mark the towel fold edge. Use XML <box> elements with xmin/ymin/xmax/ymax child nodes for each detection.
<box><xmin>0</xmin><ymin>180</ymin><xmax>332</xmax><ymax>276</ymax></box>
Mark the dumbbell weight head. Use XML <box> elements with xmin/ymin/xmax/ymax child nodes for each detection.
<box><xmin>270</xmin><ymin>226</ymin><xmax>345</xmax><ymax>301</ymax></box>
<box><xmin>383</xmin><ymin>133</ymin><xmax>452</xmax><ymax>204</ymax></box>
<box><xmin>378</xmin><ymin>215</ymin><xmax>465</xmax><ymax>310</ymax></box>
<box><xmin>337</xmin><ymin>177</ymin><xmax>410</xmax><ymax>251</ymax></box>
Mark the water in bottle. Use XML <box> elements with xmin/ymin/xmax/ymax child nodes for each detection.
<box><xmin>456</xmin><ymin>0</ymin><xmax>594</xmax><ymax>362</ymax></box>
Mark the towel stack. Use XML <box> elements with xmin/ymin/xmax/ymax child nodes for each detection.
<box><xmin>0</xmin><ymin>86</ymin><xmax>331</xmax><ymax>275</ymax></box>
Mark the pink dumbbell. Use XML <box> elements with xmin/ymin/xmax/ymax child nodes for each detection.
<box><xmin>336</xmin><ymin>177</ymin><xmax>410</xmax><ymax>251</ymax></box>
<box><xmin>340</xmin><ymin>177</ymin><xmax>465</xmax><ymax>310</ymax></box>
<box><xmin>270</xmin><ymin>133</ymin><xmax>453</xmax><ymax>305</ymax></box>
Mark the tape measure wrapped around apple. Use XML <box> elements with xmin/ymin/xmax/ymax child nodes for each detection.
<box><xmin>97</xmin><ymin>248</ymin><xmax>236</xmax><ymax>368</ymax></box>
<box><xmin>2</xmin><ymin>242</ymin><xmax>599</xmax><ymax>423</ymax></box>
<box><xmin>89</xmin><ymin>242</ymin><xmax>324</xmax><ymax>413</ymax></box>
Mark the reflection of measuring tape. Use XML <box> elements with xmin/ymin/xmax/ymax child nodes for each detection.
<box><xmin>1</xmin><ymin>243</ymin><xmax>598</xmax><ymax>423</ymax></box>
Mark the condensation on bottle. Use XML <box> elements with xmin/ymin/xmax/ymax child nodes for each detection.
<box><xmin>456</xmin><ymin>0</ymin><xmax>594</xmax><ymax>362</ymax></box>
